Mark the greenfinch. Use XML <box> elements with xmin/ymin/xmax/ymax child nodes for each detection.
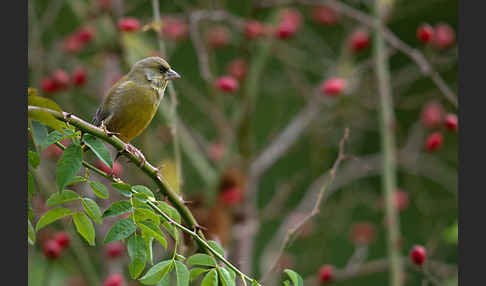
<box><xmin>91</xmin><ymin>56</ymin><xmax>180</xmax><ymax>165</ymax></box>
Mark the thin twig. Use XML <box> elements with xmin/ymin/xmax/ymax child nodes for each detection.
<box><xmin>152</xmin><ymin>0</ymin><xmax>184</xmax><ymax>187</ymax></box>
<box><xmin>261</xmin><ymin>128</ymin><xmax>350</xmax><ymax>283</ymax></box>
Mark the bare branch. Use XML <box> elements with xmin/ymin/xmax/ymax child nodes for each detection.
<box><xmin>260</xmin><ymin>128</ymin><xmax>350</xmax><ymax>283</ymax></box>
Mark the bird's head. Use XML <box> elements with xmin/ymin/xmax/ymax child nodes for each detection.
<box><xmin>131</xmin><ymin>56</ymin><xmax>181</xmax><ymax>84</ymax></box>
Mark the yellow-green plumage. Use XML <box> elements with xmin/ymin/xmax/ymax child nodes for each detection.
<box><xmin>92</xmin><ymin>57</ymin><xmax>180</xmax><ymax>143</ymax></box>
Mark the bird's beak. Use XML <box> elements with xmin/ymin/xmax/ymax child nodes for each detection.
<box><xmin>165</xmin><ymin>69</ymin><xmax>181</xmax><ymax>80</ymax></box>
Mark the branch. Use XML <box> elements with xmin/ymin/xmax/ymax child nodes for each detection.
<box><xmin>373</xmin><ymin>1</ymin><xmax>403</xmax><ymax>284</ymax></box>
<box><xmin>152</xmin><ymin>0</ymin><xmax>184</xmax><ymax>188</ymax></box>
<box><xmin>260</xmin><ymin>128</ymin><xmax>350</xmax><ymax>283</ymax></box>
<box><xmin>29</xmin><ymin>106</ymin><xmax>199</xmax><ymax>233</ymax></box>
<box><xmin>51</xmin><ymin>128</ymin><xmax>261</xmax><ymax>285</ymax></box>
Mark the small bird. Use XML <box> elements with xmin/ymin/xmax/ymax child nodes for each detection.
<box><xmin>91</xmin><ymin>56</ymin><xmax>180</xmax><ymax>166</ymax></box>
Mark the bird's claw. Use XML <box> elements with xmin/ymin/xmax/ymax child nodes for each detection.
<box><xmin>101</xmin><ymin>122</ymin><xmax>120</xmax><ymax>137</ymax></box>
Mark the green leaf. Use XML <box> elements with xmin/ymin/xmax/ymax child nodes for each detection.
<box><xmin>132</xmin><ymin>185</ymin><xmax>155</xmax><ymax>199</ymax></box>
<box><xmin>83</xmin><ymin>134</ymin><xmax>113</xmax><ymax>169</ymax></box>
<box><xmin>28</xmin><ymin>95</ymin><xmax>63</xmax><ymax>113</ymax></box>
<box><xmin>127</xmin><ymin>233</ymin><xmax>147</xmax><ymax>279</ymax></box>
<box><xmin>139</xmin><ymin>260</ymin><xmax>173</xmax><ymax>285</ymax></box>
<box><xmin>31</xmin><ymin>120</ymin><xmax>48</xmax><ymax>152</ymax></box>
<box><xmin>29</xmin><ymin>109</ymin><xmax>67</xmax><ymax>132</ymax></box>
<box><xmin>156</xmin><ymin>273</ymin><xmax>171</xmax><ymax>286</ymax></box>
<box><xmin>36</xmin><ymin>207</ymin><xmax>73</xmax><ymax>231</ymax></box>
<box><xmin>201</xmin><ymin>269</ymin><xmax>218</xmax><ymax>286</ymax></box>
<box><xmin>73</xmin><ymin>212</ymin><xmax>96</xmax><ymax>246</ymax></box>
<box><xmin>142</xmin><ymin>232</ymin><xmax>154</xmax><ymax>265</ymax></box>
<box><xmin>189</xmin><ymin>268</ymin><xmax>208</xmax><ymax>281</ymax></box>
<box><xmin>103</xmin><ymin>201</ymin><xmax>133</xmax><ymax>218</ymax></box>
<box><xmin>175</xmin><ymin>254</ymin><xmax>186</xmax><ymax>261</ymax></box>
<box><xmin>208</xmin><ymin>240</ymin><xmax>225</xmax><ymax>257</ymax></box>
<box><xmin>218</xmin><ymin>268</ymin><xmax>235</xmax><ymax>286</ymax></box>
<box><xmin>81</xmin><ymin>198</ymin><xmax>103</xmax><ymax>224</ymax></box>
<box><xmin>112</xmin><ymin>182</ymin><xmax>132</xmax><ymax>197</ymax></box>
<box><xmin>45</xmin><ymin>190</ymin><xmax>80</xmax><ymax>207</ymax></box>
<box><xmin>283</xmin><ymin>269</ymin><xmax>303</xmax><ymax>286</ymax></box>
<box><xmin>174</xmin><ymin>260</ymin><xmax>189</xmax><ymax>286</ymax></box>
<box><xmin>89</xmin><ymin>181</ymin><xmax>109</xmax><ymax>199</ymax></box>
<box><xmin>56</xmin><ymin>144</ymin><xmax>83</xmax><ymax>191</ymax></box>
<box><xmin>186</xmin><ymin>254</ymin><xmax>216</xmax><ymax>267</ymax></box>
<box><xmin>66</xmin><ymin>176</ymin><xmax>87</xmax><ymax>186</ymax></box>
<box><xmin>28</xmin><ymin>150</ymin><xmax>40</xmax><ymax>169</ymax></box>
<box><xmin>104</xmin><ymin>218</ymin><xmax>137</xmax><ymax>244</ymax></box>
<box><xmin>134</xmin><ymin>207</ymin><xmax>160</xmax><ymax>224</ymax></box>
<box><xmin>157</xmin><ymin>201</ymin><xmax>181</xmax><ymax>223</ymax></box>
<box><xmin>27</xmin><ymin>170</ymin><xmax>35</xmax><ymax>221</ymax></box>
<box><xmin>28</xmin><ymin>219</ymin><xmax>36</xmax><ymax>245</ymax></box>
<box><xmin>251</xmin><ymin>279</ymin><xmax>259</xmax><ymax>286</ymax></box>
<box><xmin>138</xmin><ymin>221</ymin><xmax>167</xmax><ymax>249</ymax></box>
<box><xmin>283</xmin><ymin>281</ymin><xmax>291</xmax><ymax>286</ymax></box>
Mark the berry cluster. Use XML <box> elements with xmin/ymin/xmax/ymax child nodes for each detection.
<box><xmin>420</xmin><ymin>101</ymin><xmax>458</xmax><ymax>152</ymax></box>
<box><xmin>42</xmin><ymin>232</ymin><xmax>70</xmax><ymax>260</ymax></box>
<box><xmin>41</xmin><ymin>68</ymin><xmax>87</xmax><ymax>94</ymax></box>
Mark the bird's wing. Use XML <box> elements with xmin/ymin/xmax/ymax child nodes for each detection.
<box><xmin>91</xmin><ymin>77</ymin><xmax>135</xmax><ymax>126</ymax></box>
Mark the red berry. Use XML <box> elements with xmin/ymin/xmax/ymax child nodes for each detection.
<box><xmin>349</xmin><ymin>222</ymin><xmax>376</xmax><ymax>245</ymax></box>
<box><xmin>216</xmin><ymin>76</ymin><xmax>239</xmax><ymax>92</ymax></box>
<box><xmin>425</xmin><ymin>132</ymin><xmax>444</xmax><ymax>152</ymax></box>
<box><xmin>280</xmin><ymin>9</ymin><xmax>302</xmax><ymax>28</ymax></box>
<box><xmin>321</xmin><ymin>77</ymin><xmax>346</xmax><ymax>96</ymax></box>
<box><xmin>43</xmin><ymin>239</ymin><xmax>62</xmax><ymax>260</ymax></box>
<box><xmin>245</xmin><ymin>20</ymin><xmax>265</xmax><ymax>39</ymax></box>
<box><xmin>444</xmin><ymin>113</ymin><xmax>458</xmax><ymax>131</ymax></box>
<box><xmin>76</xmin><ymin>27</ymin><xmax>95</xmax><ymax>44</ymax></box>
<box><xmin>318</xmin><ymin>265</ymin><xmax>334</xmax><ymax>283</ymax></box>
<box><xmin>105</xmin><ymin>241</ymin><xmax>125</xmax><ymax>258</ymax></box>
<box><xmin>72</xmin><ymin>67</ymin><xmax>87</xmax><ymax>86</ymax></box>
<box><xmin>207</xmin><ymin>26</ymin><xmax>230</xmax><ymax>48</ymax></box>
<box><xmin>220</xmin><ymin>187</ymin><xmax>243</xmax><ymax>206</ymax></box>
<box><xmin>349</xmin><ymin>29</ymin><xmax>370</xmax><ymax>52</ymax></box>
<box><xmin>63</xmin><ymin>35</ymin><xmax>84</xmax><ymax>53</ymax></box>
<box><xmin>410</xmin><ymin>245</ymin><xmax>427</xmax><ymax>265</ymax></box>
<box><xmin>208</xmin><ymin>143</ymin><xmax>225</xmax><ymax>162</ymax></box>
<box><xmin>103</xmin><ymin>274</ymin><xmax>124</xmax><ymax>286</ymax></box>
<box><xmin>162</xmin><ymin>17</ymin><xmax>188</xmax><ymax>41</ymax></box>
<box><xmin>53</xmin><ymin>231</ymin><xmax>70</xmax><ymax>249</ymax></box>
<box><xmin>416</xmin><ymin>24</ymin><xmax>434</xmax><ymax>44</ymax></box>
<box><xmin>432</xmin><ymin>23</ymin><xmax>455</xmax><ymax>50</ymax></box>
<box><xmin>276</xmin><ymin>21</ymin><xmax>298</xmax><ymax>39</ymax></box>
<box><xmin>275</xmin><ymin>9</ymin><xmax>302</xmax><ymax>39</ymax></box>
<box><xmin>118</xmin><ymin>18</ymin><xmax>141</xmax><ymax>32</ymax></box>
<box><xmin>227</xmin><ymin>59</ymin><xmax>248</xmax><ymax>80</ymax></box>
<box><xmin>420</xmin><ymin>101</ymin><xmax>444</xmax><ymax>129</ymax></box>
<box><xmin>52</xmin><ymin>69</ymin><xmax>70</xmax><ymax>90</ymax></box>
<box><xmin>312</xmin><ymin>5</ymin><xmax>339</xmax><ymax>25</ymax></box>
<box><xmin>394</xmin><ymin>190</ymin><xmax>410</xmax><ymax>212</ymax></box>
<box><xmin>41</xmin><ymin>77</ymin><xmax>58</xmax><ymax>93</ymax></box>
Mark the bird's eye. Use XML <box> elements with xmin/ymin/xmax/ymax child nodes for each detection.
<box><xmin>159</xmin><ymin>66</ymin><xmax>168</xmax><ymax>73</ymax></box>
